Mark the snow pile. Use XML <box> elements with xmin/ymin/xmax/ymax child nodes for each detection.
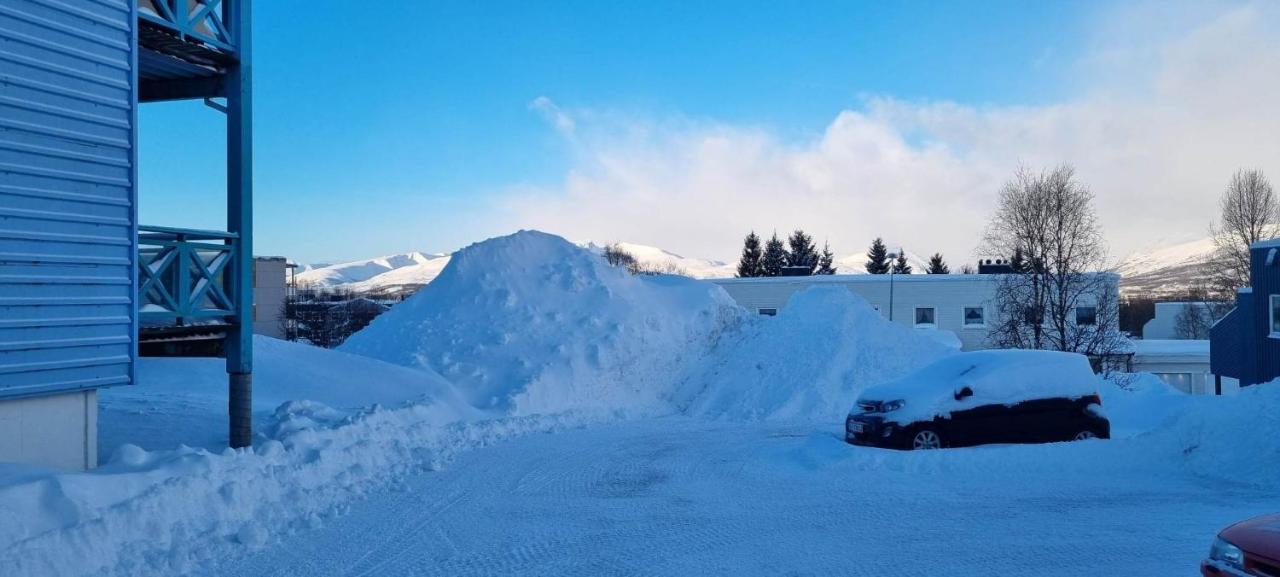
<box><xmin>684</xmin><ymin>286</ymin><xmax>955</xmax><ymax>422</ymax></box>
<box><xmin>858</xmin><ymin>350</ymin><xmax>1100</xmax><ymax>426</ymax></box>
<box><xmin>1098</xmin><ymin>373</ymin><xmax>1204</xmax><ymax>438</ymax></box>
<box><xmin>341</xmin><ymin>230</ymin><xmax>742</xmax><ymax>416</ymax></box>
<box><xmin>1145</xmin><ymin>381</ymin><xmax>1280</xmax><ymax>490</ymax></box>
<box><xmin>100</xmin><ymin>336</ymin><xmax>476</xmax><ymax>453</ymax></box>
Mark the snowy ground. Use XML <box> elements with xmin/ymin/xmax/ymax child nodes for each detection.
<box><xmin>210</xmin><ymin>418</ymin><xmax>1278</xmax><ymax>577</ymax></box>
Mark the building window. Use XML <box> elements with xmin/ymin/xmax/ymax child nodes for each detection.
<box><xmin>1075</xmin><ymin>306</ymin><xmax>1098</xmax><ymax>326</ymax></box>
<box><xmin>914</xmin><ymin>307</ymin><xmax>936</xmax><ymax>327</ymax></box>
<box><xmin>758</xmin><ymin>308</ymin><xmax>778</xmax><ymax>316</ymax></box>
<box><xmin>963</xmin><ymin>306</ymin><xmax>985</xmax><ymax>327</ymax></box>
<box><xmin>1271</xmin><ymin>295</ymin><xmax>1280</xmax><ymax>335</ymax></box>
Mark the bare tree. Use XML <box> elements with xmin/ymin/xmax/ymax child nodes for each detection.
<box><xmin>982</xmin><ymin>165</ymin><xmax>1125</xmax><ymax>362</ymax></box>
<box><xmin>1208</xmin><ymin>169</ymin><xmax>1278</xmax><ymax>298</ymax></box>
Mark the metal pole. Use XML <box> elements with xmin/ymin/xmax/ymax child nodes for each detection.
<box><xmin>888</xmin><ymin>269</ymin><xmax>895</xmax><ymax>321</ymax></box>
<box><xmin>226</xmin><ymin>0</ymin><xmax>253</xmax><ymax>448</ymax></box>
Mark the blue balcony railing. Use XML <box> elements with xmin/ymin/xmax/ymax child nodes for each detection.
<box><xmin>138</xmin><ymin>225</ymin><xmax>239</xmax><ymax>325</ymax></box>
<box><xmin>138</xmin><ymin>0</ymin><xmax>239</xmax><ymax>55</ymax></box>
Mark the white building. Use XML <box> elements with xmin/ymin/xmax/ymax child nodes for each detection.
<box><xmin>253</xmin><ymin>257</ymin><xmax>291</xmax><ymax>339</ymax></box>
<box><xmin>711</xmin><ymin>274</ymin><xmax>1117</xmax><ymax>352</ymax></box>
<box><xmin>1130</xmin><ymin>340</ymin><xmax>1238</xmax><ymax>395</ymax></box>
<box><xmin>1141</xmin><ymin>302</ymin><xmax>1214</xmax><ymax>340</ymax></box>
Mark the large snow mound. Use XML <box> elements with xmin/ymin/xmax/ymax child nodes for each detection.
<box><xmin>1144</xmin><ymin>380</ymin><xmax>1280</xmax><ymax>490</ymax></box>
<box><xmin>683</xmin><ymin>286</ymin><xmax>955</xmax><ymax>422</ymax></box>
<box><xmin>100</xmin><ymin>336</ymin><xmax>476</xmax><ymax>454</ymax></box>
<box><xmin>860</xmin><ymin>349</ymin><xmax>1100</xmax><ymax>426</ymax></box>
<box><xmin>341</xmin><ymin>230</ymin><xmax>742</xmax><ymax>416</ymax></box>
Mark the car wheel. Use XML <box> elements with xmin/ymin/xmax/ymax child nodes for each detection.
<box><xmin>1072</xmin><ymin>430</ymin><xmax>1097</xmax><ymax>441</ymax></box>
<box><xmin>910</xmin><ymin>429</ymin><xmax>943</xmax><ymax>450</ymax></box>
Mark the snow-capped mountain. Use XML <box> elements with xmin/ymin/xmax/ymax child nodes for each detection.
<box><xmin>1114</xmin><ymin>235</ymin><xmax>1216</xmax><ymax>297</ymax></box>
<box><xmin>296</xmin><ymin>242</ymin><xmax>738</xmax><ymax>294</ymax></box>
<box><xmin>834</xmin><ymin>249</ymin><xmax>932</xmax><ymax>274</ymax></box>
<box><xmin>578</xmin><ymin>241</ymin><xmax>737</xmax><ymax>278</ymax></box>
<box><xmin>295</xmin><ymin>251</ymin><xmax>452</xmax><ymax>294</ymax></box>
<box><xmin>296</xmin><ymin>241</ymin><xmax>954</xmax><ymax>296</ymax></box>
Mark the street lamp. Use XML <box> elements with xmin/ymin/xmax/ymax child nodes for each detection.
<box><xmin>886</xmin><ymin>251</ymin><xmax>898</xmax><ymax>322</ymax></box>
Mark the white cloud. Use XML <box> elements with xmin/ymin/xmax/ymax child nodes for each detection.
<box><xmin>528</xmin><ymin>96</ymin><xmax>575</xmax><ymax>136</ymax></box>
<box><xmin>501</xmin><ymin>2</ymin><xmax>1280</xmax><ymax>267</ymax></box>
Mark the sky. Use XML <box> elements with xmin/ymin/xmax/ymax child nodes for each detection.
<box><xmin>138</xmin><ymin>0</ymin><xmax>1280</xmax><ymax>267</ymax></box>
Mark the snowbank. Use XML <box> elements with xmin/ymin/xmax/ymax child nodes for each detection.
<box><xmin>858</xmin><ymin>350</ymin><xmax>1099</xmax><ymax>426</ymax></box>
<box><xmin>0</xmin><ymin>402</ymin><xmax>605</xmax><ymax>577</ymax></box>
<box><xmin>684</xmin><ymin>287</ymin><xmax>955</xmax><ymax>422</ymax></box>
<box><xmin>100</xmin><ymin>336</ymin><xmax>476</xmax><ymax>454</ymax></box>
<box><xmin>341</xmin><ymin>230</ymin><xmax>742</xmax><ymax>416</ymax></box>
<box><xmin>1142</xmin><ymin>380</ymin><xmax>1280</xmax><ymax>490</ymax></box>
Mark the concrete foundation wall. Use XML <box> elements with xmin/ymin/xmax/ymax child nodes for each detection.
<box><xmin>0</xmin><ymin>390</ymin><xmax>97</xmax><ymax>470</ymax></box>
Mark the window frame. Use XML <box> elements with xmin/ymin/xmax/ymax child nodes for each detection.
<box><xmin>1271</xmin><ymin>295</ymin><xmax>1280</xmax><ymax>336</ymax></box>
<box><xmin>1075</xmin><ymin>305</ymin><xmax>1098</xmax><ymax>326</ymax></box>
<box><xmin>961</xmin><ymin>306</ymin><xmax>986</xmax><ymax>328</ymax></box>
<box><xmin>914</xmin><ymin>306</ymin><xmax>937</xmax><ymax>327</ymax></box>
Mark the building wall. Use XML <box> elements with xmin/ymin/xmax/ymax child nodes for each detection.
<box><xmin>0</xmin><ymin>0</ymin><xmax>138</xmax><ymax>400</ymax></box>
<box><xmin>253</xmin><ymin>257</ymin><xmax>287</xmax><ymax>338</ymax></box>
<box><xmin>712</xmin><ymin>275</ymin><xmax>1002</xmax><ymax>351</ymax></box>
<box><xmin>0</xmin><ymin>390</ymin><xmax>97</xmax><ymax>470</ymax></box>
<box><xmin>1142</xmin><ymin>302</ymin><xmax>1211</xmax><ymax>339</ymax></box>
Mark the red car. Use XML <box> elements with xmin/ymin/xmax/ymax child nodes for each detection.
<box><xmin>1202</xmin><ymin>513</ymin><xmax>1280</xmax><ymax>576</ymax></box>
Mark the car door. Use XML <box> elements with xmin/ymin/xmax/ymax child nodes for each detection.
<box><xmin>947</xmin><ymin>402</ymin><xmax>1017</xmax><ymax>446</ymax></box>
<box><xmin>1008</xmin><ymin>397</ymin><xmax>1076</xmax><ymax>442</ymax></box>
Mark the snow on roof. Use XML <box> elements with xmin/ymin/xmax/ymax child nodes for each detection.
<box><xmin>1249</xmin><ymin>237</ymin><xmax>1280</xmax><ymax>250</ymax></box>
<box><xmin>856</xmin><ymin>350</ymin><xmax>1099</xmax><ymax>425</ymax></box>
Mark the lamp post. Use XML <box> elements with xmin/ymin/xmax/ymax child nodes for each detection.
<box><xmin>887</xmin><ymin>251</ymin><xmax>898</xmax><ymax>322</ymax></box>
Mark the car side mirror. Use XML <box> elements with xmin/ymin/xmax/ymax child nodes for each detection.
<box><xmin>954</xmin><ymin>386</ymin><xmax>973</xmax><ymax>401</ymax></box>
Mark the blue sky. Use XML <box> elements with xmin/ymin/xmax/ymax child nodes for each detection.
<box><xmin>139</xmin><ymin>1</ymin><xmax>1100</xmax><ymax>263</ymax></box>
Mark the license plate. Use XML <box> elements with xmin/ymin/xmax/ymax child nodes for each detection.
<box><xmin>849</xmin><ymin>422</ymin><xmax>864</xmax><ymax>434</ymax></box>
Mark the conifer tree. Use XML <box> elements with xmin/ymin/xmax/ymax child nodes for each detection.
<box><xmin>786</xmin><ymin>229</ymin><xmax>819</xmax><ymax>274</ymax></box>
<box><xmin>865</xmin><ymin>238</ymin><xmax>891</xmax><ymax>274</ymax></box>
<box><xmin>761</xmin><ymin>232</ymin><xmax>787</xmax><ymax>277</ymax></box>
<box><xmin>736</xmin><ymin>231</ymin><xmax>764</xmax><ymax>277</ymax></box>
<box><xmin>1009</xmin><ymin>246</ymin><xmax>1028</xmax><ymax>274</ymax></box>
<box><xmin>926</xmin><ymin>253</ymin><xmax>950</xmax><ymax>274</ymax></box>
<box><xmin>892</xmin><ymin>249</ymin><xmax>913</xmax><ymax>274</ymax></box>
<box><xmin>816</xmin><ymin>241</ymin><xmax>837</xmax><ymax>275</ymax></box>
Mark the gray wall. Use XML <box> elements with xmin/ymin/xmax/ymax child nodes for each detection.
<box><xmin>253</xmin><ymin>257</ymin><xmax>287</xmax><ymax>339</ymax></box>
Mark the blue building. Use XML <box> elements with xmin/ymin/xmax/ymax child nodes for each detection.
<box><xmin>1210</xmin><ymin>239</ymin><xmax>1280</xmax><ymax>389</ymax></box>
<box><xmin>0</xmin><ymin>0</ymin><xmax>253</xmax><ymax>469</ymax></box>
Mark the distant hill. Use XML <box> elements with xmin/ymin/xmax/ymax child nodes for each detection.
<box><xmin>295</xmin><ymin>240</ymin><xmax>946</xmax><ymax>296</ymax></box>
<box><xmin>1114</xmin><ymin>236</ymin><xmax>1215</xmax><ymax>297</ymax></box>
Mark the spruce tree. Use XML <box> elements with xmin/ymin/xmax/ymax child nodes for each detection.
<box><xmin>1009</xmin><ymin>246</ymin><xmax>1028</xmax><ymax>274</ymax></box>
<box><xmin>786</xmin><ymin>229</ymin><xmax>819</xmax><ymax>274</ymax></box>
<box><xmin>761</xmin><ymin>232</ymin><xmax>787</xmax><ymax>277</ymax></box>
<box><xmin>736</xmin><ymin>231</ymin><xmax>764</xmax><ymax>277</ymax></box>
<box><xmin>816</xmin><ymin>241</ymin><xmax>837</xmax><ymax>275</ymax></box>
<box><xmin>926</xmin><ymin>253</ymin><xmax>949</xmax><ymax>274</ymax></box>
<box><xmin>892</xmin><ymin>249</ymin><xmax>913</xmax><ymax>274</ymax></box>
<box><xmin>865</xmin><ymin>238</ymin><xmax>890</xmax><ymax>274</ymax></box>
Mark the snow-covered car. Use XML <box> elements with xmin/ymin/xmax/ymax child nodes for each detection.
<box><xmin>1201</xmin><ymin>513</ymin><xmax>1280</xmax><ymax>576</ymax></box>
<box><xmin>845</xmin><ymin>350</ymin><xmax>1109</xmax><ymax>450</ymax></box>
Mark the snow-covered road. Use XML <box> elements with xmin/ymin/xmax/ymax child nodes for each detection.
<box><xmin>209</xmin><ymin>418</ymin><xmax>1278</xmax><ymax>576</ymax></box>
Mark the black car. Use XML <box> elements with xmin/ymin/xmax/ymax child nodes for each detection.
<box><xmin>844</xmin><ymin>350</ymin><xmax>1111</xmax><ymax>450</ymax></box>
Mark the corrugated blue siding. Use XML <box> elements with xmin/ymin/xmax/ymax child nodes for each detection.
<box><xmin>0</xmin><ymin>0</ymin><xmax>136</xmax><ymax>398</ymax></box>
<box><xmin>1210</xmin><ymin>304</ymin><xmax>1244</xmax><ymax>380</ymax></box>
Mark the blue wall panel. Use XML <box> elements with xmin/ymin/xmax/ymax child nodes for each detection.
<box><xmin>0</xmin><ymin>0</ymin><xmax>136</xmax><ymax>399</ymax></box>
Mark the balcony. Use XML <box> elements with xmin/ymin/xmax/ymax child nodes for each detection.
<box><xmin>137</xmin><ymin>226</ymin><xmax>240</xmax><ymax>355</ymax></box>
